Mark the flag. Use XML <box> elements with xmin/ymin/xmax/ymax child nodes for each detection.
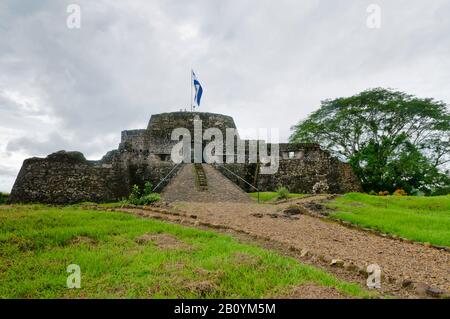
<box><xmin>192</xmin><ymin>70</ymin><xmax>203</xmax><ymax>107</ymax></box>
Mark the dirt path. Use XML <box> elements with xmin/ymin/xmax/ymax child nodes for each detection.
<box><xmin>114</xmin><ymin>196</ymin><xmax>449</xmax><ymax>298</ymax></box>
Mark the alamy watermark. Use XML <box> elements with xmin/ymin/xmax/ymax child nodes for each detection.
<box><xmin>66</xmin><ymin>4</ymin><xmax>81</xmax><ymax>29</ymax></box>
<box><xmin>366</xmin><ymin>264</ymin><xmax>381</xmax><ymax>289</ymax></box>
<box><xmin>64</xmin><ymin>4</ymin><xmax>382</xmax><ymax>31</ymax></box>
<box><xmin>366</xmin><ymin>4</ymin><xmax>381</xmax><ymax>29</ymax></box>
<box><xmin>67</xmin><ymin>264</ymin><xmax>81</xmax><ymax>289</ymax></box>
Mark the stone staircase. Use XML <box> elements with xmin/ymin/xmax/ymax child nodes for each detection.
<box><xmin>194</xmin><ymin>163</ymin><xmax>208</xmax><ymax>191</ymax></box>
<box><xmin>160</xmin><ymin>164</ymin><xmax>253</xmax><ymax>203</ymax></box>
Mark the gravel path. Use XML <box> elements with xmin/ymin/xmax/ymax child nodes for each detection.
<box><xmin>169</xmin><ymin>197</ymin><xmax>450</xmax><ymax>293</ymax></box>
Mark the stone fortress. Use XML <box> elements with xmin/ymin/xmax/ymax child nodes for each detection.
<box><xmin>9</xmin><ymin>112</ymin><xmax>362</xmax><ymax>204</ymax></box>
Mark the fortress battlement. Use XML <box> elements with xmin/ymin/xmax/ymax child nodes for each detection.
<box><xmin>9</xmin><ymin>112</ymin><xmax>362</xmax><ymax>204</ymax></box>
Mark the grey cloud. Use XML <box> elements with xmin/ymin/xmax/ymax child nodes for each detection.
<box><xmin>0</xmin><ymin>165</ymin><xmax>17</xmax><ymax>192</ymax></box>
<box><xmin>6</xmin><ymin>131</ymin><xmax>118</xmax><ymax>160</ymax></box>
<box><xmin>6</xmin><ymin>133</ymin><xmax>72</xmax><ymax>158</ymax></box>
<box><xmin>0</xmin><ymin>165</ymin><xmax>16</xmax><ymax>177</ymax></box>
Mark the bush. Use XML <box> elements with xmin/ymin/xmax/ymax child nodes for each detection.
<box><xmin>0</xmin><ymin>192</ymin><xmax>8</xmax><ymax>204</ymax></box>
<box><xmin>276</xmin><ymin>187</ymin><xmax>290</xmax><ymax>200</ymax></box>
<box><xmin>368</xmin><ymin>190</ymin><xmax>377</xmax><ymax>196</ymax></box>
<box><xmin>143</xmin><ymin>181</ymin><xmax>153</xmax><ymax>196</ymax></box>
<box><xmin>139</xmin><ymin>193</ymin><xmax>161</xmax><ymax>205</ymax></box>
<box><xmin>129</xmin><ymin>185</ymin><xmax>141</xmax><ymax>203</ymax></box>
<box><xmin>128</xmin><ymin>182</ymin><xmax>160</xmax><ymax>205</ymax></box>
<box><xmin>378</xmin><ymin>191</ymin><xmax>389</xmax><ymax>196</ymax></box>
<box><xmin>393</xmin><ymin>189</ymin><xmax>407</xmax><ymax>196</ymax></box>
<box><xmin>430</xmin><ymin>184</ymin><xmax>450</xmax><ymax>196</ymax></box>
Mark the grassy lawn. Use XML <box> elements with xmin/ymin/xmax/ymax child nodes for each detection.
<box><xmin>0</xmin><ymin>205</ymin><xmax>372</xmax><ymax>299</ymax></box>
<box><xmin>249</xmin><ymin>192</ymin><xmax>307</xmax><ymax>202</ymax></box>
<box><xmin>327</xmin><ymin>193</ymin><xmax>450</xmax><ymax>247</ymax></box>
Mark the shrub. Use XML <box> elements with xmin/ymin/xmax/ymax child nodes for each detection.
<box><xmin>128</xmin><ymin>185</ymin><xmax>141</xmax><ymax>204</ymax></box>
<box><xmin>378</xmin><ymin>191</ymin><xmax>390</xmax><ymax>196</ymax></box>
<box><xmin>393</xmin><ymin>189</ymin><xmax>407</xmax><ymax>196</ymax></box>
<box><xmin>143</xmin><ymin>181</ymin><xmax>153</xmax><ymax>196</ymax></box>
<box><xmin>430</xmin><ymin>185</ymin><xmax>450</xmax><ymax>196</ymax></box>
<box><xmin>139</xmin><ymin>193</ymin><xmax>161</xmax><ymax>205</ymax></box>
<box><xmin>368</xmin><ymin>190</ymin><xmax>377</xmax><ymax>196</ymax></box>
<box><xmin>128</xmin><ymin>182</ymin><xmax>160</xmax><ymax>205</ymax></box>
<box><xmin>276</xmin><ymin>187</ymin><xmax>290</xmax><ymax>200</ymax></box>
<box><xmin>0</xmin><ymin>192</ymin><xmax>8</xmax><ymax>204</ymax></box>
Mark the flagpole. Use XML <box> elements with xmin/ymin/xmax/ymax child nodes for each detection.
<box><xmin>190</xmin><ymin>70</ymin><xmax>193</xmax><ymax>112</ymax></box>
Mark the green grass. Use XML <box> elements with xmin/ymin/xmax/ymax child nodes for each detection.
<box><xmin>249</xmin><ymin>192</ymin><xmax>307</xmax><ymax>202</ymax></box>
<box><xmin>327</xmin><ymin>193</ymin><xmax>450</xmax><ymax>247</ymax></box>
<box><xmin>0</xmin><ymin>205</ymin><xmax>372</xmax><ymax>299</ymax></box>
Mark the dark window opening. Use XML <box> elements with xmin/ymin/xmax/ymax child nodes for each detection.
<box><xmin>156</xmin><ymin>154</ymin><xmax>170</xmax><ymax>161</ymax></box>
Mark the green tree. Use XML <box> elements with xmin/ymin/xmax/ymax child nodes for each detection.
<box><xmin>290</xmin><ymin>88</ymin><xmax>450</xmax><ymax>194</ymax></box>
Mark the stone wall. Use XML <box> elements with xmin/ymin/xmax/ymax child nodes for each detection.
<box><xmin>119</xmin><ymin>112</ymin><xmax>238</xmax><ymax>157</ymax></box>
<box><xmin>147</xmin><ymin>111</ymin><xmax>237</xmax><ymax>140</ymax></box>
<box><xmin>8</xmin><ymin>151</ymin><xmax>128</xmax><ymax>204</ymax></box>
<box><xmin>126</xmin><ymin>161</ymin><xmax>181</xmax><ymax>192</ymax></box>
<box><xmin>216</xmin><ymin>163</ymin><xmax>259</xmax><ymax>192</ymax></box>
<box><xmin>257</xmin><ymin>158</ymin><xmax>362</xmax><ymax>194</ymax></box>
<box><xmin>217</xmin><ymin>145</ymin><xmax>362</xmax><ymax>194</ymax></box>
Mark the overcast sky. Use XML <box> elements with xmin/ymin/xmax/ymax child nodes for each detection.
<box><xmin>1</xmin><ymin>0</ymin><xmax>449</xmax><ymax>192</ymax></box>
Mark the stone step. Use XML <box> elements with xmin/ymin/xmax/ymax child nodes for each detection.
<box><xmin>194</xmin><ymin>163</ymin><xmax>208</xmax><ymax>191</ymax></box>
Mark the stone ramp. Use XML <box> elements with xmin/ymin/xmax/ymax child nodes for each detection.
<box><xmin>161</xmin><ymin>164</ymin><xmax>253</xmax><ymax>203</ymax></box>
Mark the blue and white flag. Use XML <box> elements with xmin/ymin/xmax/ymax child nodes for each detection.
<box><xmin>192</xmin><ymin>70</ymin><xmax>203</xmax><ymax>107</ymax></box>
